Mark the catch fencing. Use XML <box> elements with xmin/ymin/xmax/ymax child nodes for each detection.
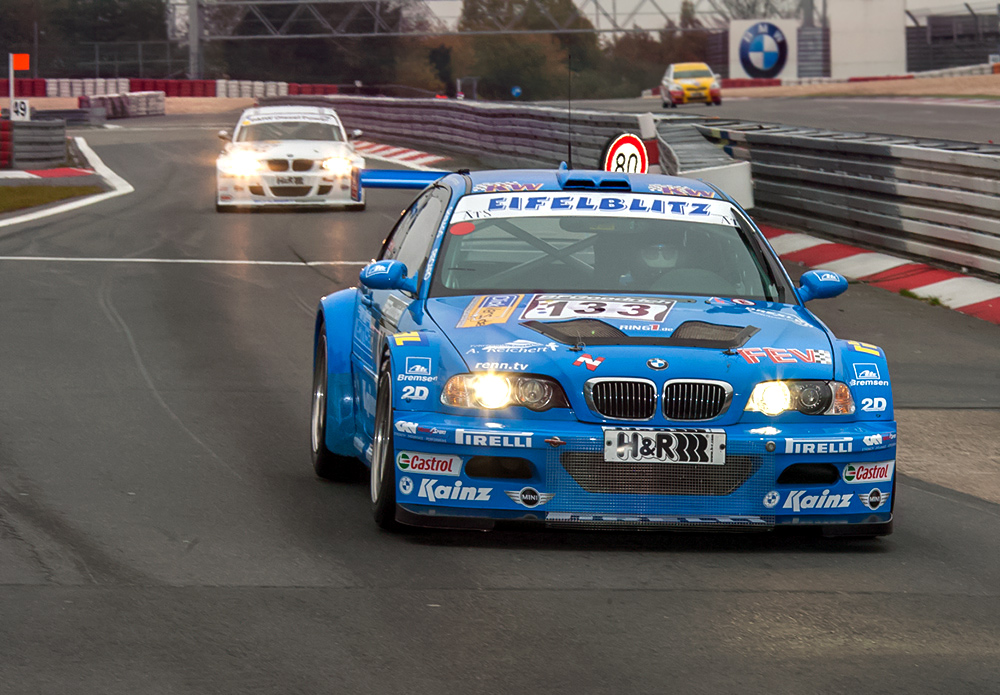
<box><xmin>695</xmin><ymin>122</ymin><xmax>1000</xmax><ymax>279</ymax></box>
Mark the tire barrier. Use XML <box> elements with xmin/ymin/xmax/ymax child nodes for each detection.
<box><xmin>695</xmin><ymin>122</ymin><xmax>1000</xmax><ymax>279</ymax></box>
<box><xmin>78</xmin><ymin>92</ymin><xmax>166</xmax><ymax>119</ymax></box>
<box><xmin>1</xmin><ymin>119</ymin><xmax>12</xmax><ymax>169</ymax></box>
<box><xmin>3</xmin><ymin>119</ymin><xmax>67</xmax><ymax>170</ymax></box>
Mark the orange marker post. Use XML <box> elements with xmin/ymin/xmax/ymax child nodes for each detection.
<box><xmin>9</xmin><ymin>53</ymin><xmax>30</xmax><ymax>116</ymax></box>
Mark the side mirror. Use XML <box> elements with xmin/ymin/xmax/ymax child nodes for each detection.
<box><xmin>349</xmin><ymin>129</ymin><xmax>363</xmax><ymax>141</ymax></box>
<box><xmin>217</xmin><ymin>129</ymin><xmax>231</xmax><ymax>142</ymax></box>
<box><xmin>798</xmin><ymin>269</ymin><xmax>848</xmax><ymax>303</ymax></box>
<box><xmin>359</xmin><ymin>259</ymin><xmax>417</xmax><ymax>294</ymax></box>
<box><xmin>714</xmin><ymin>73</ymin><xmax>722</xmax><ymax>80</ymax></box>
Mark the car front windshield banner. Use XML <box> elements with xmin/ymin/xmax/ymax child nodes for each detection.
<box><xmin>431</xmin><ymin>192</ymin><xmax>779</xmax><ymax>301</ymax></box>
<box><xmin>236</xmin><ymin>119</ymin><xmax>343</xmax><ymax>142</ymax></box>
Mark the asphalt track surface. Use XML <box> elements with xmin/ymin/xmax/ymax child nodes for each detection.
<box><xmin>1</xmin><ymin>115</ymin><xmax>999</xmax><ymax>694</ymax></box>
<box><xmin>565</xmin><ymin>96</ymin><xmax>1000</xmax><ymax>143</ymax></box>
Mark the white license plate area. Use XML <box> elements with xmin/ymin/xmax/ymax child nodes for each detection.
<box><xmin>273</xmin><ymin>175</ymin><xmax>305</xmax><ymax>185</ymax></box>
<box><xmin>604</xmin><ymin>429</ymin><xmax>726</xmax><ymax>465</ymax></box>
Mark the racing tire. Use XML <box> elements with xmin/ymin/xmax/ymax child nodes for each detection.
<box><xmin>215</xmin><ymin>203</ymin><xmax>231</xmax><ymax>213</ymax></box>
<box><xmin>713</xmin><ymin>98</ymin><xmax>722</xmax><ymax>106</ymax></box>
<box><xmin>311</xmin><ymin>327</ymin><xmax>359</xmax><ymax>482</ymax></box>
<box><xmin>371</xmin><ymin>357</ymin><xmax>400</xmax><ymax>530</ymax></box>
<box><xmin>348</xmin><ymin>202</ymin><xmax>366</xmax><ymax>212</ymax></box>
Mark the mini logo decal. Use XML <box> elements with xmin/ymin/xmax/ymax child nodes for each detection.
<box><xmin>505</xmin><ymin>487</ymin><xmax>555</xmax><ymax>508</ymax></box>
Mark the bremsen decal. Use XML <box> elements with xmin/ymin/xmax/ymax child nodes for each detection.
<box><xmin>850</xmin><ymin>363</ymin><xmax>889</xmax><ymax>387</ymax></box>
<box><xmin>736</xmin><ymin>347</ymin><xmax>832</xmax><ymax>365</ymax></box>
<box><xmin>843</xmin><ymin>461</ymin><xmax>894</xmax><ymax>484</ymax></box>
<box><xmin>398</xmin><ymin>356</ymin><xmax>437</xmax><ymax>382</ymax></box>
<box><xmin>396</xmin><ymin>451</ymin><xmax>462</xmax><ymax>476</ymax></box>
<box><xmin>784</xmin><ymin>437</ymin><xmax>853</xmax><ymax>454</ymax></box>
<box><xmin>455</xmin><ymin>429</ymin><xmax>532</xmax><ymax>448</ymax></box>
<box><xmin>783</xmin><ymin>489</ymin><xmax>853</xmax><ymax>512</ymax></box>
<box><xmin>457</xmin><ymin>294</ymin><xmax>524</xmax><ymax>328</ymax></box>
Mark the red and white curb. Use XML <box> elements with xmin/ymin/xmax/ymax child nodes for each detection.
<box><xmin>353</xmin><ymin>140</ymin><xmax>447</xmax><ymax>170</ymax></box>
<box><xmin>0</xmin><ymin>167</ymin><xmax>95</xmax><ymax>179</ymax></box>
<box><xmin>760</xmin><ymin>224</ymin><xmax>1000</xmax><ymax>324</ymax></box>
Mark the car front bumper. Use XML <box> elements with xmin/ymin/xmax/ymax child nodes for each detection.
<box><xmin>388</xmin><ymin>413</ymin><xmax>896</xmax><ymax>532</ymax></box>
<box><xmin>216</xmin><ymin>167</ymin><xmax>363</xmax><ymax>207</ymax></box>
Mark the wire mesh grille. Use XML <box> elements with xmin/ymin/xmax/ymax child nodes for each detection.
<box><xmin>663</xmin><ymin>381</ymin><xmax>729</xmax><ymax>420</ymax></box>
<box><xmin>266</xmin><ymin>159</ymin><xmax>289</xmax><ymax>171</ymax></box>
<box><xmin>590</xmin><ymin>380</ymin><xmax>656</xmax><ymax>420</ymax></box>
<box><xmin>545</xmin><ymin>436</ymin><xmax>774</xmax><ymax>528</ymax></box>
<box><xmin>269</xmin><ymin>186</ymin><xmax>312</xmax><ymax>197</ymax></box>
<box><xmin>292</xmin><ymin>159</ymin><xmax>315</xmax><ymax>172</ymax></box>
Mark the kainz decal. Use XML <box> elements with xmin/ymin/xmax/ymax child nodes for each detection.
<box><xmin>848</xmin><ymin>340</ymin><xmax>882</xmax><ymax>356</ymax></box>
<box><xmin>392</xmin><ymin>331</ymin><xmax>428</xmax><ymax>346</ymax></box>
<box><xmin>418</xmin><ymin>478</ymin><xmax>492</xmax><ymax>503</ymax></box>
<box><xmin>573</xmin><ymin>354</ymin><xmax>605</xmax><ymax>371</ymax></box>
<box><xmin>739</xmin><ymin>22</ymin><xmax>789</xmax><ymax>79</ymax></box>
<box><xmin>457</xmin><ymin>294</ymin><xmax>524</xmax><ymax>328</ymax></box>
<box><xmin>783</xmin><ymin>489</ymin><xmax>853</xmax><ymax>512</ymax></box>
<box><xmin>737</xmin><ymin>347</ymin><xmax>832</xmax><ymax>365</ymax></box>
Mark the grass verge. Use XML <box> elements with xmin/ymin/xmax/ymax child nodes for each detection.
<box><xmin>900</xmin><ymin>288</ymin><xmax>943</xmax><ymax>306</ymax></box>
<box><xmin>0</xmin><ymin>185</ymin><xmax>105</xmax><ymax>214</ymax></box>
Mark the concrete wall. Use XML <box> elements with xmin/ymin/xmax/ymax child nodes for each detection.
<box><xmin>830</xmin><ymin>0</ymin><xmax>906</xmax><ymax>78</ymax></box>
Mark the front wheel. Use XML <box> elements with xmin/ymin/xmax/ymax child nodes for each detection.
<box><xmin>370</xmin><ymin>358</ymin><xmax>400</xmax><ymax>530</ymax></box>
<box><xmin>311</xmin><ymin>326</ymin><xmax>359</xmax><ymax>481</ymax></box>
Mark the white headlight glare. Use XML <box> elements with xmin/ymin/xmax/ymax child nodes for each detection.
<box><xmin>322</xmin><ymin>157</ymin><xmax>353</xmax><ymax>176</ymax></box>
<box><xmin>747</xmin><ymin>381</ymin><xmax>792</xmax><ymax>416</ymax></box>
<box><xmin>442</xmin><ymin>374</ymin><xmax>567</xmax><ymax>411</ymax></box>
<box><xmin>219</xmin><ymin>151</ymin><xmax>262</xmax><ymax>176</ymax></box>
<box><xmin>471</xmin><ymin>373</ymin><xmax>512</xmax><ymax>409</ymax></box>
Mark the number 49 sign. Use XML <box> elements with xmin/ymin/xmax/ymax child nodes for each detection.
<box><xmin>601</xmin><ymin>133</ymin><xmax>648</xmax><ymax>174</ymax></box>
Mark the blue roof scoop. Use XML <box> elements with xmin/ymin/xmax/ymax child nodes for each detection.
<box><xmin>556</xmin><ymin>169</ymin><xmax>632</xmax><ymax>191</ymax></box>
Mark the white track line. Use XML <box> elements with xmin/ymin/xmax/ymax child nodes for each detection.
<box><xmin>0</xmin><ymin>256</ymin><xmax>367</xmax><ymax>266</ymax></box>
<box><xmin>909</xmin><ymin>276</ymin><xmax>1000</xmax><ymax>308</ymax></box>
<box><xmin>768</xmin><ymin>233</ymin><xmax>830</xmax><ymax>255</ymax></box>
<box><xmin>819</xmin><ymin>252</ymin><xmax>912</xmax><ymax>279</ymax></box>
<box><xmin>0</xmin><ymin>137</ymin><xmax>134</xmax><ymax>230</ymax></box>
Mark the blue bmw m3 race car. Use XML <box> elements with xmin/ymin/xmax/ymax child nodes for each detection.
<box><xmin>310</xmin><ymin>167</ymin><xmax>896</xmax><ymax>536</ymax></box>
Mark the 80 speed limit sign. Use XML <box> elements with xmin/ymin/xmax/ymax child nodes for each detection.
<box><xmin>601</xmin><ymin>133</ymin><xmax>648</xmax><ymax>174</ymax></box>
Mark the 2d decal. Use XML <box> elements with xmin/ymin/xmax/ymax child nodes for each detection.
<box><xmin>457</xmin><ymin>295</ymin><xmax>524</xmax><ymax>328</ymax></box>
<box><xmin>736</xmin><ymin>347</ymin><xmax>832</xmax><ymax>365</ymax></box>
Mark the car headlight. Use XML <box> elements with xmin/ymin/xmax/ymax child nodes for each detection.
<box><xmin>322</xmin><ymin>157</ymin><xmax>353</xmax><ymax>176</ymax></box>
<box><xmin>218</xmin><ymin>151</ymin><xmax>263</xmax><ymax>176</ymax></box>
<box><xmin>745</xmin><ymin>381</ymin><xmax>854</xmax><ymax>416</ymax></box>
<box><xmin>670</xmin><ymin>82</ymin><xmax>683</xmax><ymax>91</ymax></box>
<box><xmin>442</xmin><ymin>373</ymin><xmax>569</xmax><ymax>411</ymax></box>
<box><xmin>711</xmin><ymin>80</ymin><xmax>720</xmax><ymax>90</ymax></box>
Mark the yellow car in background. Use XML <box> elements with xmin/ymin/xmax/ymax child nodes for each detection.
<box><xmin>660</xmin><ymin>62</ymin><xmax>722</xmax><ymax>108</ymax></box>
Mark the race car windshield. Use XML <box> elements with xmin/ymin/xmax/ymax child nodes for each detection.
<box><xmin>431</xmin><ymin>194</ymin><xmax>781</xmax><ymax>301</ymax></box>
<box><xmin>235</xmin><ymin>121</ymin><xmax>343</xmax><ymax>142</ymax></box>
<box><xmin>673</xmin><ymin>68</ymin><xmax>714</xmax><ymax>79</ymax></box>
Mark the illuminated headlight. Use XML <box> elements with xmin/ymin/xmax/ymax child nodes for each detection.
<box><xmin>322</xmin><ymin>157</ymin><xmax>353</xmax><ymax>176</ymax></box>
<box><xmin>745</xmin><ymin>381</ymin><xmax>854</xmax><ymax>416</ymax></box>
<box><xmin>442</xmin><ymin>373</ymin><xmax>569</xmax><ymax>411</ymax></box>
<box><xmin>217</xmin><ymin>151</ymin><xmax>263</xmax><ymax>176</ymax></box>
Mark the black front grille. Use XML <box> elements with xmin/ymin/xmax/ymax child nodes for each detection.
<box><xmin>589</xmin><ymin>380</ymin><xmax>656</xmax><ymax>420</ymax></box>
<box><xmin>292</xmin><ymin>159</ymin><xmax>314</xmax><ymax>171</ymax></box>
<box><xmin>560</xmin><ymin>452</ymin><xmax>762</xmax><ymax>496</ymax></box>
<box><xmin>663</xmin><ymin>381</ymin><xmax>729</xmax><ymax>420</ymax></box>
<box><xmin>266</xmin><ymin>159</ymin><xmax>289</xmax><ymax>171</ymax></box>
<box><xmin>269</xmin><ymin>186</ymin><xmax>312</xmax><ymax>197</ymax></box>
<box><xmin>249</xmin><ymin>185</ymin><xmax>265</xmax><ymax>195</ymax></box>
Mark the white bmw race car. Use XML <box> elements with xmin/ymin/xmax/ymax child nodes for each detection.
<box><xmin>216</xmin><ymin>105</ymin><xmax>366</xmax><ymax>212</ymax></box>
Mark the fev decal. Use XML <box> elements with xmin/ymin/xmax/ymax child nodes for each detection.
<box><xmin>457</xmin><ymin>295</ymin><xmax>524</xmax><ymax>328</ymax></box>
<box><xmin>737</xmin><ymin>347</ymin><xmax>832</xmax><ymax>365</ymax></box>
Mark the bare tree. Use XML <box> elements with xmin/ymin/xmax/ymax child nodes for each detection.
<box><xmin>713</xmin><ymin>0</ymin><xmax>800</xmax><ymax>19</ymax></box>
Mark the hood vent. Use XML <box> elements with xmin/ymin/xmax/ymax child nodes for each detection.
<box><xmin>522</xmin><ymin>319</ymin><xmax>758</xmax><ymax>349</ymax></box>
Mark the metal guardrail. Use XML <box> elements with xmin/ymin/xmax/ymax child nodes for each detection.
<box><xmin>10</xmin><ymin>120</ymin><xmax>67</xmax><ymax>169</ymax></box>
<box><xmin>695</xmin><ymin>122</ymin><xmax>1000</xmax><ymax>278</ymax></box>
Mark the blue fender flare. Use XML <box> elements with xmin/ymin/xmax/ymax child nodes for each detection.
<box><xmin>316</xmin><ymin>288</ymin><xmax>360</xmax><ymax>457</ymax></box>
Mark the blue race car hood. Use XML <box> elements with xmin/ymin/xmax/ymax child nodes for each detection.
<box><xmin>427</xmin><ymin>294</ymin><xmax>835</xmax><ymax>424</ymax></box>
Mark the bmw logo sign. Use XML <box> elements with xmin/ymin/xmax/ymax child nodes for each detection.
<box><xmin>647</xmin><ymin>358</ymin><xmax>668</xmax><ymax>370</ymax></box>
<box><xmin>399</xmin><ymin>476</ymin><xmax>413</xmax><ymax>495</ymax></box>
<box><xmin>739</xmin><ymin>22</ymin><xmax>788</xmax><ymax>79</ymax></box>
<box><xmin>763</xmin><ymin>490</ymin><xmax>780</xmax><ymax>509</ymax></box>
